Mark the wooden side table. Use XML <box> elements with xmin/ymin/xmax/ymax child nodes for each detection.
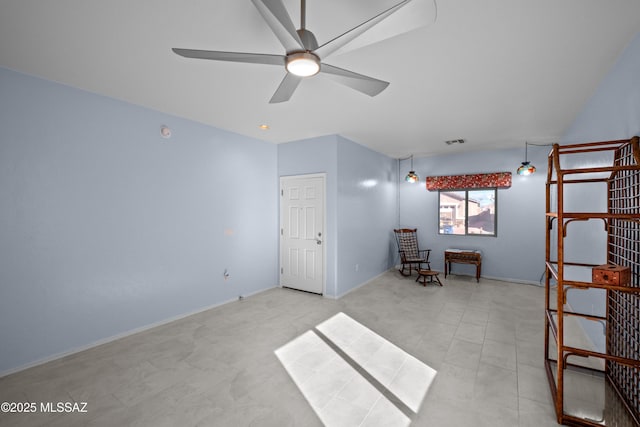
<box><xmin>444</xmin><ymin>249</ymin><xmax>482</xmax><ymax>282</ymax></box>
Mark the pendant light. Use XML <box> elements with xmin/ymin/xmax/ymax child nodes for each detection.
<box><xmin>517</xmin><ymin>142</ymin><xmax>536</xmax><ymax>176</ymax></box>
<box><xmin>405</xmin><ymin>155</ymin><xmax>419</xmax><ymax>183</ymax></box>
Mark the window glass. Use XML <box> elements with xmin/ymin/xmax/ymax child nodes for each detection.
<box><xmin>439</xmin><ymin>190</ymin><xmax>465</xmax><ymax>235</ymax></box>
<box><xmin>439</xmin><ymin>189</ymin><xmax>496</xmax><ymax>236</ymax></box>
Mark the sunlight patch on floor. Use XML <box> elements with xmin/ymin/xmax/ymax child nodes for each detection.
<box><xmin>275</xmin><ymin>313</ymin><xmax>437</xmax><ymax>426</ymax></box>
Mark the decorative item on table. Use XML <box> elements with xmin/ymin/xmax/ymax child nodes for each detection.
<box><xmin>592</xmin><ymin>264</ymin><xmax>630</xmax><ymax>286</ymax></box>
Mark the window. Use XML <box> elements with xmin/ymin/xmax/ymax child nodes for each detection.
<box><xmin>438</xmin><ymin>188</ymin><xmax>497</xmax><ymax>236</ymax></box>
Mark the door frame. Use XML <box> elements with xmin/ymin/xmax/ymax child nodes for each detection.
<box><xmin>279</xmin><ymin>173</ymin><xmax>327</xmax><ymax>296</ymax></box>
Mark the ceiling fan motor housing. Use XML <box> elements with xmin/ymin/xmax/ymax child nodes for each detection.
<box><xmin>296</xmin><ymin>28</ymin><xmax>319</xmax><ymax>51</ymax></box>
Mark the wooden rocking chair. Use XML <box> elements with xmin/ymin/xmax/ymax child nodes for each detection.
<box><xmin>394</xmin><ymin>228</ymin><xmax>431</xmax><ymax>276</ymax></box>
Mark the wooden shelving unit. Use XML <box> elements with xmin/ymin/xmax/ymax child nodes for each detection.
<box><xmin>544</xmin><ymin>137</ymin><xmax>640</xmax><ymax>426</ymax></box>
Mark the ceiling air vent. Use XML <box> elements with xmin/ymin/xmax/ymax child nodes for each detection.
<box><xmin>445</xmin><ymin>139</ymin><xmax>465</xmax><ymax>145</ymax></box>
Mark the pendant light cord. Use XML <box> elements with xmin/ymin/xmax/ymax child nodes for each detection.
<box><xmin>526</xmin><ymin>141</ymin><xmax>555</xmax><ymax>159</ymax></box>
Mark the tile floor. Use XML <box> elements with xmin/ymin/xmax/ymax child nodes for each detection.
<box><xmin>0</xmin><ymin>271</ymin><xmax>572</xmax><ymax>426</ymax></box>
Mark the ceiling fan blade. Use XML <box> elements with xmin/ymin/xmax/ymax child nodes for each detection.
<box><xmin>269</xmin><ymin>73</ymin><xmax>303</xmax><ymax>103</ymax></box>
<box><xmin>320</xmin><ymin>63</ymin><xmax>389</xmax><ymax>97</ymax></box>
<box><xmin>172</xmin><ymin>48</ymin><xmax>285</xmax><ymax>66</ymax></box>
<box><xmin>325</xmin><ymin>0</ymin><xmax>436</xmax><ymax>57</ymax></box>
<box><xmin>251</xmin><ymin>0</ymin><xmax>304</xmax><ymax>53</ymax></box>
<box><xmin>314</xmin><ymin>0</ymin><xmax>411</xmax><ymax>60</ymax></box>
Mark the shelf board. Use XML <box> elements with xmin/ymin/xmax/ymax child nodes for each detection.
<box><xmin>564</xmin><ymin>346</ymin><xmax>640</xmax><ymax>369</ymax></box>
<box><xmin>556</xmin><ymin>164</ymin><xmax>640</xmax><ymax>176</ymax></box>
<box><xmin>563</xmin><ymin>280</ymin><xmax>640</xmax><ymax>292</ymax></box>
<box><xmin>545</xmin><ymin>212</ymin><xmax>640</xmax><ymax>220</ymax></box>
<box><xmin>546</xmin><ymin>311</ymin><xmax>640</xmax><ymax>371</ymax></box>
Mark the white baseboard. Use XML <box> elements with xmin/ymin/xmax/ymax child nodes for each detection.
<box><xmin>1</xmin><ymin>286</ymin><xmax>277</xmax><ymax>378</ymax></box>
<box><xmin>479</xmin><ymin>274</ymin><xmax>543</xmax><ymax>286</ymax></box>
<box><xmin>333</xmin><ymin>269</ymin><xmax>393</xmax><ymax>299</ymax></box>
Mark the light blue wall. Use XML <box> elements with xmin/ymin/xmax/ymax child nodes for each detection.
<box><xmin>400</xmin><ymin>147</ymin><xmax>549</xmax><ymax>284</ymax></box>
<box><xmin>559</xmin><ymin>31</ymin><xmax>640</xmax><ymax>351</ymax></box>
<box><xmin>277</xmin><ymin>135</ymin><xmax>397</xmax><ymax>298</ymax></box>
<box><xmin>562</xmin><ymin>31</ymin><xmax>640</xmax><ymax>143</ymax></box>
<box><xmin>277</xmin><ymin>135</ymin><xmax>339</xmax><ymax>297</ymax></box>
<box><xmin>0</xmin><ymin>67</ymin><xmax>279</xmax><ymax>374</ymax></box>
<box><xmin>336</xmin><ymin>136</ymin><xmax>397</xmax><ymax>297</ymax></box>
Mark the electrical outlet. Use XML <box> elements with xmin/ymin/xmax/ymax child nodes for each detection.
<box><xmin>355</xmin><ymin>264</ymin><xmax>359</xmax><ymax>272</ymax></box>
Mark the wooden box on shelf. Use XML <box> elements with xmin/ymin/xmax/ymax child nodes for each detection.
<box><xmin>592</xmin><ymin>264</ymin><xmax>631</xmax><ymax>286</ymax></box>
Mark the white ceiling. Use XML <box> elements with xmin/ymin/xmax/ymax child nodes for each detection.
<box><xmin>1</xmin><ymin>0</ymin><xmax>639</xmax><ymax>158</ymax></box>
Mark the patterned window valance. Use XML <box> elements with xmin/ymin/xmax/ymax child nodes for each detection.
<box><xmin>426</xmin><ymin>172</ymin><xmax>512</xmax><ymax>191</ymax></box>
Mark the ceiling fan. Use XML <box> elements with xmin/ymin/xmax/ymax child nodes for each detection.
<box><xmin>172</xmin><ymin>0</ymin><xmax>411</xmax><ymax>103</ymax></box>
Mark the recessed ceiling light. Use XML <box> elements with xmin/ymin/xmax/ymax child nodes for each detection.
<box><xmin>259</xmin><ymin>124</ymin><xmax>270</xmax><ymax>130</ymax></box>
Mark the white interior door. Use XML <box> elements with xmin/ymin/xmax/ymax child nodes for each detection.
<box><xmin>280</xmin><ymin>175</ymin><xmax>325</xmax><ymax>294</ymax></box>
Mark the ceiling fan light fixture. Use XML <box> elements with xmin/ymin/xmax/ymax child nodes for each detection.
<box><xmin>286</xmin><ymin>52</ymin><xmax>320</xmax><ymax>77</ymax></box>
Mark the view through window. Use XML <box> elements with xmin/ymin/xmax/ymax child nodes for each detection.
<box><xmin>439</xmin><ymin>188</ymin><xmax>497</xmax><ymax>236</ymax></box>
